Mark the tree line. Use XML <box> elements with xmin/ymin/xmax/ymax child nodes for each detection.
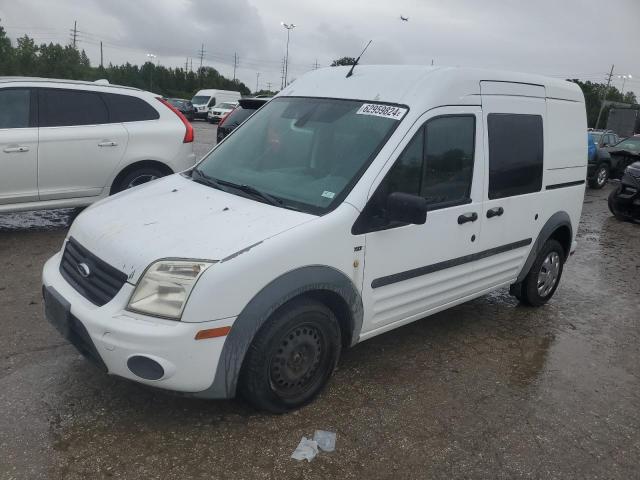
<box><xmin>0</xmin><ymin>22</ymin><xmax>251</xmax><ymax>99</ymax></box>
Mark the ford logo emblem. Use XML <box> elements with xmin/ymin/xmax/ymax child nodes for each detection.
<box><xmin>77</xmin><ymin>262</ymin><xmax>91</xmax><ymax>278</ymax></box>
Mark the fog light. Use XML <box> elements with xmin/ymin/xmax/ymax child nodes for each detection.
<box><xmin>127</xmin><ymin>355</ymin><xmax>164</xmax><ymax>380</ymax></box>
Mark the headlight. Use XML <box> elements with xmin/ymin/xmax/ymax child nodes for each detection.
<box><xmin>127</xmin><ymin>260</ymin><xmax>214</xmax><ymax>319</ymax></box>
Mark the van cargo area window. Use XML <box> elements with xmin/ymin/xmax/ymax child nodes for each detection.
<box><xmin>488</xmin><ymin>113</ymin><xmax>543</xmax><ymax>199</ymax></box>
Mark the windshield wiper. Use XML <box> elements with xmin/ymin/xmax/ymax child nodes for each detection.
<box><xmin>216</xmin><ymin>179</ymin><xmax>283</xmax><ymax>207</ymax></box>
<box><xmin>190</xmin><ymin>168</ymin><xmax>224</xmax><ymax>190</ymax></box>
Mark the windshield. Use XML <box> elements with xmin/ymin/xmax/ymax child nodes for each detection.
<box><xmin>191</xmin><ymin>95</ymin><xmax>210</xmax><ymax>105</ymax></box>
<box><xmin>215</xmin><ymin>102</ymin><xmax>236</xmax><ymax>110</ymax></box>
<box><xmin>169</xmin><ymin>99</ymin><xmax>185</xmax><ymax>107</ymax></box>
<box><xmin>613</xmin><ymin>137</ymin><xmax>640</xmax><ymax>151</ymax></box>
<box><xmin>194</xmin><ymin>97</ymin><xmax>406</xmax><ymax>214</ymax></box>
<box><xmin>590</xmin><ymin>132</ymin><xmax>602</xmax><ymax>142</ymax></box>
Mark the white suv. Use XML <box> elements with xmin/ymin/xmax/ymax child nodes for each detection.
<box><xmin>0</xmin><ymin>77</ymin><xmax>196</xmax><ymax>213</ymax></box>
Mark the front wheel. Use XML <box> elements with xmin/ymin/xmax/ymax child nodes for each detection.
<box><xmin>588</xmin><ymin>164</ymin><xmax>609</xmax><ymax>189</ymax></box>
<box><xmin>517</xmin><ymin>239</ymin><xmax>565</xmax><ymax>307</ymax></box>
<box><xmin>239</xmin><ymin>298</ymin><xmax>341</xmax><ymax>413</ymax></box>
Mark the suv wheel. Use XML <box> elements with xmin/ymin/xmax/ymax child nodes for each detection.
<box><xmin>516</xmin><ymin>239</ymin><xmax>565</xmax><ymax>307</ymax></box>
<box><xmin>239</xmin><ymin>297</ymin><xmax>341</xmax><ymax>413</ymax></box>
<box><xmin>588</xmin><ymin>164</ymin><xmax>609</xmax><ymax>189</ymax></box>
<box><xmin>113</xmin><ymin>166</ymin><xmax>166</xmax><ymax>194</ymax></box>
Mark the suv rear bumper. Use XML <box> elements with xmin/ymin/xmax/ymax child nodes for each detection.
<box><xmin>42</xmin><ymin>251</ymin><xmax>235</xmax><ymax>396</ymax></box>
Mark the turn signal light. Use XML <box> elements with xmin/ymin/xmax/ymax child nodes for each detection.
<box><xmin>195</xmin><ymin>326</ymin><xmax>231</xmax><ymax>340</ymax></box>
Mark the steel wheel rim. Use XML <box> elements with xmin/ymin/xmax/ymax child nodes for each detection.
<box><xmin>269</xmin><ymin>323</ymin><xmax>325</xmax><ymax>398</ymax></box>
<box><xmin>597</xmin><ymin>168</ymin><xmax>607</xmax><ymax>186</ymax></box>
<box><xmin>537</xmin><ymin>251</ymin><xmax>561</xmax><ymax>297</ymax></box>
<box><xmin>128</xmin><ymin>174</ymin><xmax>158</xmax><ymax>189</ymax></box>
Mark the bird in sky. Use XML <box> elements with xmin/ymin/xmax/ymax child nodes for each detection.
<box><xmin>400</xmin><ymin>15</ymin><xmax>409</xmax><ymax>21</ymax></box>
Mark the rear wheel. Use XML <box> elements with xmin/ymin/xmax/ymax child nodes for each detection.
<box><xmin>112</xmin><ymin>166</ymin><xmax>166</xmax><ymax>194</ymax></box>
<box><xmin>239</xmin><ymin>298</ymin><xmax>341</xmax><ymax>413</ymax></box>
<box><xmin>517</xmin><ymin>239</ymin><xmax>565</xmax><ymax>307</ymax></box>
<box><xmin>588</xmin><ymin>164</ymin><xmax>609</xmax><ymax>189</ymax></box>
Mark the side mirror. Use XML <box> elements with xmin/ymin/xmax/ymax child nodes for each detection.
<box><xmin>387</xmin><ymin>192</ymin><xmax>428</xmax><ymax>225</ymax></box>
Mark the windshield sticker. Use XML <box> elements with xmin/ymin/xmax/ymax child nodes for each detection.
<box><xmin>322</xmin><ymin>191</ymin><xmax>336</xmax><ymax>199</ymax></box>
<box><xmin>356</xmin><ymin>104</ymin><xmax>407</xmax><ymax>120</ymax></box>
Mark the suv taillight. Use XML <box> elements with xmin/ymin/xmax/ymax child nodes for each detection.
<box><xmin>157</xmin><ymin>97</ymin><xmax>194</xmax><ymax>143</ymax></box>
<box><xmin>218</xmin><ymin>108</ymin><xmax>235</xmax><ymax>128</ymax></box>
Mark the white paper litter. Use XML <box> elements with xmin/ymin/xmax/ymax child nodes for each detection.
<box><xmin>290</xmin><ymin>437</ymin><xmax>319</xmax><ymax>462</ymax></box>
<box><xmin>313</xmin><ymin>430</ymin><xmax>336</xmax><ymax>452</ymax></box>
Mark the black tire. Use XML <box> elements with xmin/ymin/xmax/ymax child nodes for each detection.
<box><xmin>517</xmin><ymin>239</ymin><xmax>565</xmax><ymax>307</ymax></box>
<box><xmin>588</xmin><ymin>163</ymin><xmax>609</xmax><ymax>189</ymax></box>
<box><xmin>239</xmin><ymin>297</ymin><xmax>341</xmax><ymax>413</ymax></box>
<box><xmin>112</xmin><ymin>166</ymin><xmax>166</xmax><ymax>194</ymax></box>
<box><xmin>608</xmin><ymin>188</ymin><xmax>633</xmax><ymax>222</ymax></box>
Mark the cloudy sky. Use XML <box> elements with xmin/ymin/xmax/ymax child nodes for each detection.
<box><xmin>1</xmin><ymin>0</ymin><xmax>639</xmax><ymax>94</ymax></box>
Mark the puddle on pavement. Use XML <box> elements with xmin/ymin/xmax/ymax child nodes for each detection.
<box><xmin>0</xmin><ymin>209</ymin><xmax>76</xmax><ymax>232</ymax></box>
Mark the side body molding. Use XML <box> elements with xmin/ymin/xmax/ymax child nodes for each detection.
<box><xmin>194</xmin><ymin>265</ymin><xmax>364</xmax><ymax>399</ymax></box>
<box><xmin>515</xmin><ymin>211</ymin><xmax>573</xmax><ymax>284</ymax></box>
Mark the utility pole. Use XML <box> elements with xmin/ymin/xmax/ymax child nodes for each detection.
<box><xmin>313</xmin><ymin>59</ymin><xmax>319</xmax><ymax>70</ymax></box>
<box><xmin>280</xmin><ymin>58</ymin><xmax>286</xmax><ymax>90</ymax></box>
<box><xmin>595</xmin><ymin>64</ymin><xmax>614</xmax><ymax>129</ymax></box>
<box><xmin>198</xmin><ymin>44</ymin><xmax>205</xmax><ymax>72</ymax></box>
<box><xmin>266</xmin><ymin>82</ymin><xmax>272</xmax><ymax>91</ymax></box>
<box><xmin>233</xmin><ymin>53</ymin><xmax>238</xmax><ymax>82</ymax></box>
<box><xmin>255</xmin><ymin>72</ymin><xmax>260</xmax><ymax>93</ymax></box>
<box><xmin>185</xmin><ymin>58</ymin><xmax>189</xmax><ymax>72</ymax></box>
<box><xmin>100</xmin><ymin>41</ymin><xmax>103</xmax><ymax>68</ymax></box>
<box><xmin>71</xmin><ymin>20</ymin><xmax>78</xmax><ymax>48</ymax></box>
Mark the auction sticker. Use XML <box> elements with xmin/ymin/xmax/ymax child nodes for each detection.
<box><xmin>356</xmin><ymin>103</ymin><xmax>407</xmax><ymax>120</ymax></box>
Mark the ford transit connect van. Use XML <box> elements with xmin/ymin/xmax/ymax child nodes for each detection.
<box><xmin>42</xmin><ymin>66</ymin><xmax>587</xmax><ymax>412</ymax></box>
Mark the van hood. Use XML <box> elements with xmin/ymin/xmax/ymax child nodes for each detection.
<box><xmin>68</xmin><ymin>175</ymin><xmax>315</xmax><ymax>283</ymax></box>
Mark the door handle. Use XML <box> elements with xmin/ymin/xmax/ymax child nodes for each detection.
<box><xmin>3</xmin><ymin>145</ymin><xmax>29</xmax><ymax>153</ymax></box>
<box><xmin>457</xmin><ymin>212</ymin><xmax>478</xmax><ymax>224</ymax></box>
<box><xmin>486</xmin><ymin>207</ymin><xmax>504</xmax><ymax>218</ymax></box>
<box><xmin>98</xmin><ymin>141</ymin><xmax>118</xmax><ymax>147</ymax></box>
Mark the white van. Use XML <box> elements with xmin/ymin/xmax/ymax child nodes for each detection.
<box><xmin>191</xmin><ymin>89</ymin><xmax>241</xmax><ymax>119</ymax></box>
<box><xmin>42</xmin><ymin>66</ymin><xmax>587</xmax><ymax>412</ymax></box>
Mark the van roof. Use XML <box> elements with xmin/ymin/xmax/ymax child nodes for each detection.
<box><xmin>0</xmin><ymin>76</ymin><xmax>141</xmax><ymax>91</ymax></box>
<box><xmin>278</xmin><ymin>65</ymin><xmax>584</xmax><ymax>107</ymax></box>
<box><xmin>194</xmin><ymin>89</ymin><xmax>241</xmax><ymax>95</ymax></box>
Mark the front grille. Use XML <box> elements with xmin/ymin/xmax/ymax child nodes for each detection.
<box><xmin>59</xmin><ymin>237</ymin><xmax>128</xmax><ymax>306</ymax></box>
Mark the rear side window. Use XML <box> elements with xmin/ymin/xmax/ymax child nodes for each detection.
<box><xmin>39</xmin><ymin>89</ymin><xmax>108</xmax><ymax>127</ymax></box>
<box><xmin>224</xmin><ymin>108</ymin><xmax>254</xmax><ymax>128</ymax></box>
<box><xmin>101</xmin><ymin>93</ymin><xmax>159</xmax><ymax>122</ymax></box>
<box><xmin>0</xmin><ymin>89</ymin><xmax>31</xmax><ymax>128</ymax></box>
<box><xmin>488</xmin><ymin>114</ymin><xmax>543</xmax><ymax>199</ymax></box>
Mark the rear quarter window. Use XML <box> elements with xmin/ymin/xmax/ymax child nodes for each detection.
<box><xmin>101</xmin><ymin>93</ymin><xmax>160</xmax><ymax>122</ymax></box>
<box><xmin>488</xmin><ymin>113</ymin><xmax>543</xmax><ymax>199</ymax></box>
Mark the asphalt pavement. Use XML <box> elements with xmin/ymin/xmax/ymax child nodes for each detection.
<box><xmin>0</xmin><ymin>122</ymin><xmax>638</xmax><ymax>479</ymax></box>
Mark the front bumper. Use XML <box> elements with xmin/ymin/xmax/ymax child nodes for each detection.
<box><xmin>42</xmin><ymin>252</ymin><xmax>235</xmax><ymax>395</ymax></box>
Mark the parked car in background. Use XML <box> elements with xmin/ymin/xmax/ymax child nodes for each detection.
<box><xmin>0</xmin><ymin>77</ymin><xmax>196</xmax><ymax>213</ymax></box>
<box><xmin>191</xmin><ymin>89</ymin><xmax>241</xmax><ymax>120</ymax></box>
<box><xmin>216</xmin><ymin>97</ymin><xmax>270</xmax><ymax>142</ymax></box>
<box><xmin>608</xmin><ymin>160</ymin><xmax>640</xmax><ymax>222</ymax></box>
<box><xmin>587</xmin><ymin>133</ymin><xmax>613</xmax><ymax>189</ymax></box>
<box><xmin>605</xmin><ymin>136</ymin><xmax>640</xmax><ymax>181</ymax></box>
<box><xmin>207</xmin><ymin>101</ymin><xmax>238</xmax><ymax>124</ymax></box>
<box><xmin>168</xmin><ymin>98</ymin><xmax>196</xmax><ymax>121</ymax></box>
<box><xmin>589</xmin><ymin>129</ymin><xmax>619</xmax><ymax>147</ymax></box>
<box><xmin>42</xmin><ymin>66</ymin><xmax>586</xmax><ymax>412</ymax></box>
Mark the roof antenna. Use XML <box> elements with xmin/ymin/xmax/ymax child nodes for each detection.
<box><xmin>346</xmin><ymin>40</ymin><xmax>372</xmax><ymax>78</ymax></box>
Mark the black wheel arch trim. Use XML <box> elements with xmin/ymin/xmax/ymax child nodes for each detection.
<box><xmin>192</xmin><ymin>265</ymin><xmax>363</xmax><ymax>399</ymax></box>
<box><xmin>515</xmin><ymin>211</ymin><xmax>573</xmax><ymax>284</ymax></box>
